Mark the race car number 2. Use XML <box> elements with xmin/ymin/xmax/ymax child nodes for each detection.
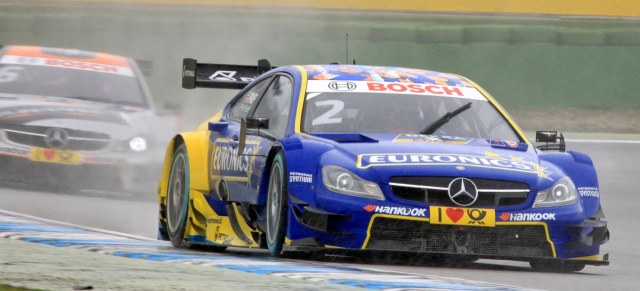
<box><xmin>429</xmin><ymin>206</ymin><xmax>495</xmax><ymax>227</ymax></box>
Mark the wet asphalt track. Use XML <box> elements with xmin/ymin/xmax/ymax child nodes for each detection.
<box><xmin>0</xmin><ymin>140</ymin><xmax>638</xmax><ymax>290</ymax></box>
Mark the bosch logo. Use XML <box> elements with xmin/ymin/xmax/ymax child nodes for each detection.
<box><xmin>328</xmin><ymin>81</ymin><xmax>356</xmax><ymax>91</ymax></box>
<box><xmin>448</xmin><ymin>178</ymin><xmax>478</xmax><ymax>206</ymax></box>
<box><xmin>44</xmin><ymin>128</ymin><xmax>71</xmax><ymax>149</ymax></box>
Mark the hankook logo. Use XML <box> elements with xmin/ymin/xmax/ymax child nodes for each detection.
<box><xmin>44</xmin><ymin>128</ymin><xmax>70</xmax><ymax>149</ymax></box>
<box><xmin>328</xmin><ymin>81</ymin><xmax>356</xmax><ymax>91</ymax></box>
<box><xmin>448</xmin><ymin>177</ymin><xmax>478</xmax><ymax>206</ymax></box>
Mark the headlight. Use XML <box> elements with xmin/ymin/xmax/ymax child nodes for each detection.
<box><xmin>321</xmin><ymin>165</ymin><xmax>384</xmax><ymax>200</ymax></box>
<box><xmin>129</xmin><ymin>136</ymin><xmax>148</xmax><ymax>152</ymax></box>
<box><xmin>533</xmin><ymin>177</ymin><xmax>578</xmax><ymax>208</ymax></box>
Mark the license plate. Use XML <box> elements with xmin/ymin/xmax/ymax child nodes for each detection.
<box><xmin>430</xmin><ymin>206</ymin><xmax>495</xmax><ymax>227</ymax></box>
<box><xmin>30</xmin><ymin>148</ymin><xmax>81</xmax><ymax>165</ymax></box>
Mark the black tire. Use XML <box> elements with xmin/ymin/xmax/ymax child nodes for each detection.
<box><xmin>266</xmin><ymin>151</ymin><xmax>288</xmax><ymax>257</ymax></box>
<box><xmin>166</xmin><ymin>143</ymin><xmax>190</xmax><ymax>248</ymax></box>
<box><xmin>530</xmin><ymin>260</ymin><xmax>586</xmax><ymax>272</ymax></box>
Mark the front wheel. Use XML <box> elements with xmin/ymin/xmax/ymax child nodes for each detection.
<box><xmin>166</xmin><ymin>143</ymin><xmax>190</xmax><ymax>248</ymax></box>
<box><xmin>266</xmin><ymin>152</ymin><xmax>288</xmax><ymax>257</ymax></box>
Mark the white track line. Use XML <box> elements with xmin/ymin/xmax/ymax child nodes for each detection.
<box><xmin>0</xmin><ymin>209</ymin><xmax>160</xmax><ymax>242</ymax></box>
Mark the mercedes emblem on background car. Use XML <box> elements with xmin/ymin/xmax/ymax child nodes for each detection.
<box><xmin>44</xmin><ymin>128</ymin><xmax>71</xmax><ymax>149</ymax></box>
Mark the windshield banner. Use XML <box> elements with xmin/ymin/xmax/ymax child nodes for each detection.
<box><xmin>0</xmin><ymin>55</ymin><xmax>135</xmax><ymax>77</ymax></box>
<box><xmin>306</xmin><ymin>80</ymin><xmax>486</xmax><ymax>101</ymax></box>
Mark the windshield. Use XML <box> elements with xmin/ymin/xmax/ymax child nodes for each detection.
<box><xmin>302</xmin><ymin>85</ymin><xmax>521</xmax><ymax>142</ymax></box>
<box><xmin>0</xmin><ymin>62</ymin><xmax>148</xmax><ymax>108</ymax></box>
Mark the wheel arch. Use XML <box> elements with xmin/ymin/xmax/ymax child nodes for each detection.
<box><xmin>257</xmin><ymin>143</ymin><xmax>285</xmax><ymax>205</ymax></box>
<box><xmin>539</xmin><ymin>151</ymin><xmax>601</xmax><ymax>217</ymax></box>
<box><xmin>159</xmin><ymin>132</ymin><xmax>210</xmax><ymax>205</ymax></box>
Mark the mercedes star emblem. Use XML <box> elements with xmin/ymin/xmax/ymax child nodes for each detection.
<box><xmin>448</xmin><ymin>177</ymin><xmax>478</xmax><ymax>206</ymax></box>
<box><xmin>44</xmin><ymin>128</ymin><xmax>71</xmax><ymax>149</ymax></box>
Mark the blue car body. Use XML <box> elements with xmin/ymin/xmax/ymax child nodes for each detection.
<box><xmin>157</xmin><ymin>60</ymin><xmax>608</xmax><ymax>271</ymax></box>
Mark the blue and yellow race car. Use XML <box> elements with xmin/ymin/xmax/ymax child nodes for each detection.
<box><xmin>157</xmin><ymin>59</ymin><xmax>609</xmax><ymax>272</ymax></box>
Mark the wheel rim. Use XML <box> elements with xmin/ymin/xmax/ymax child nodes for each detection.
<box><xmin>266</xmin><ymin>162</ymin><xmax>282</xmax><ymax>245</ymax></box>
<box><xmin>167</xmin><ymin>152</ymin><xmax>187</xmax><ymax>234</ymax></box>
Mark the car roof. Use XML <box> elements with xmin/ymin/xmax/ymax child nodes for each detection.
<box><xmin>299</xmin><ymin>64</ymin><xmax>475</xmax><ymax>87</ymax></box>
<box><xmin>2</xmin><ymin>45</ymin><xmax>131</xmax><ymax>67</ymax></box>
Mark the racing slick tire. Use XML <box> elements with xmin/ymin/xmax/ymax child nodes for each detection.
<box><xmin>529</xmin><ymin>260</ymin><xmax>586</xmax><ymax>272</ymax></box>
<box><xmin>166</xmin><ymin>143</ymin><xmax>190</xmax><ymax>248</ymax></box>
<box><xmin>266</xmin><ymin>151</ymin><xmax>288</xmax><ymax>257</ymax></box>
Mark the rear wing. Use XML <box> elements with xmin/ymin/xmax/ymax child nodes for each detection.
<box><xmin>181</xmin><ymin>58</ymin><xmax>273</xmax><ymax>90</ymax></box>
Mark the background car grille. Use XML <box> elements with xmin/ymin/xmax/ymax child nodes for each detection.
<box><xmin>389</xmin><ymin>176</ymin><xmax>530</xmax><ymax>207</ymax></box>
<box><xmin>366</xmin><ymin>217</ymin><xmax>553</xmax><ymax>257</ymax></box>
<box><xmin>2</xmin><ymin>125</ymin><xmax>110</xmax><ymax>151</ymax></box>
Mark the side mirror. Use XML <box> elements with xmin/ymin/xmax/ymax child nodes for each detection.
<box><xmin>536</xmin><ymin>131</ymin><xmax>557</xmax><ymax>143</ymax></box>
<box><xmin>236</xmin><ymin>117</ymin><xmax>270</xmax><ymax>156</ymax></box>
<box><xmin>246</xmin><ymin>117</ymin><xmax>269</xmax><ymax>130</ymax></box>
<box><xmin>535</xmin><ymin>131</ymin><xmax>566</xmax><ymax>152</ymax></box>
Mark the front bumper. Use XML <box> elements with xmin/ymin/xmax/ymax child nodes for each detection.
<box><xmin>286</xmin><ymin>188</ymin><xmax>608</xmax><ymax>264</ymax></box>
<box><xmin>0</xmin><ymin>147</ymin><xmax>162</xmax><ymax>192</ymax></box>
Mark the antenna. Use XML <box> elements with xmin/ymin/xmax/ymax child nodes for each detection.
<box><xmin>346</xmin><ymin>33</ymin><xmax>349</xmax><ymax>65</ymax></box>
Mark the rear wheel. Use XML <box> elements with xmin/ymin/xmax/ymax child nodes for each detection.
<box><xmin>266</xmin><ymin>152</ymin><xmax>288</xmax><ymax>257</ymax></box>
<box><xmin>166</xmin><ymin>143</ymin><xmax>190</xmax><ymax>248</ymax></box>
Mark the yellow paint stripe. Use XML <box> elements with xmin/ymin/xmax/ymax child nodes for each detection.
<box><xmin>294</xmin><ymin>65</ymin><xmax>307</xmax><ymax>134</ymax></box>
<box><xmin>50</xmin><ymin>0</ymin><xmax>640</xmax><ymax>18</ymax></box>
<box><xmin>570</xmin><ymin>255</ymin><xmax>601</xmax><ymax>261</ymax></box>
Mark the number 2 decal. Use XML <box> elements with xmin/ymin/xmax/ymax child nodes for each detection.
<box><xmin>312</xmin><ymin>100</ymin><xmax>344</xmax><ymax>126</ymax></box>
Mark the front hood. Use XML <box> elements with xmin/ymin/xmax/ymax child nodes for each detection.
<box><xmin>310</xmin><ymin>133</ymin><xmax>551</xmax><ymax>186</ymax></box>
<box><xmin>0</xmin><ymin>94</ymin><xmax>156</xmax><ymax>140</ymax></box>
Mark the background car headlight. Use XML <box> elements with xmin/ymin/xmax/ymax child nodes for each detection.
<box><xmin>321</xmin><ymin>165</ymin><xmax>384</xmax><ymax>200</ymax></box>
<box><xmin>533</xmin><ymin>176</ymin><xmax>578</xmax><ymax>208</ymax></box>
<box><xmin>129</xmin><ymin>136</ymin><xmax>148</xmax><ymax>152</ymax></box>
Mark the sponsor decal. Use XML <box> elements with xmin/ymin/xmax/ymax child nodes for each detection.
<box><xmin>0</xmin><ymin>55</ymin><xmax>134</xmax><ymax>77</ymax></box>
<box><xmin>30</xmin><ymin>148</ymin><xmax>81</xmax><ymax>165</ymax></box>
<box><xmin>289</xmin><ymin>172</ymin><xmax>313</xmax><ymax>183</ymax></box>
<box><xmin>182</xmin><ymin>67</ymin><xmax>195</xmax><ymax>78</ymax></box>
<box><xmin>209</xmin><ymin>70</ymin><xmax>256</xmax><ymax>82</ymax></box>
<box><xmin>213</xmin><ymin>226</ymin><xmax>234</xmax><ymax>243</ymax></box>
<box><xmin>328</xmin><ymin>81</ymin><xmax>356</xmax><ymax>91</ymax></box>
<box><xmin>578</xmin><ymin>186</ymin><xmax>600</xmax><ymax>198</ymax></box>
<box><xmin>244</xmin><ymin>92</ymin><xmax>259</xmax><ymax>104</ymax></box>
<box><xmin>0</xmin><ymin>107</ymin><xmax>104</xmax><ymax>119</ymax></box>
<box><xmin>357</xmin><ymin>152</ymin><xmax>552</xmax><ymax>179</ymax></box>
<box><xmin>207</xmin><ymin>217</ymin><xmax>223</xmax><ymax>224</ymax></box>
<box><xmin>498</xmin><ymin>212</ymin><xmax>556</xmax><ymax>221</ymax></box>
<box><xmin>308</xmin><ymin>65</ymin><xmax>337</xmax><ymax>80</ymax></box>
<box><xmin>393</xmin><ymin>134</ymin><xmax>473</xmax><ymax>144</ymax></box>
<box><xmin>209</xmin><ymin>138</ymin><xmax>261</xmax><ymax>182</ymax></box>
<box><xmin>305</xmin><ymin>80</ymin><xmax>486</xmax><ymax>100</ymax></box>
<box><xmin>430</xmin><ymin>206</ymin><xmax>496</xmax><ymax>227</ymax></box>
<box><xmin>0</xmin><ymin>146</ymin><xmax>30</xmax><ymax>157</ymax></box>
<box><xmin>364</xmin><ymin>205</ymin><xmax>427</xmax><ymax>217</ymax></box>
<box><xmin>488</xmin><ymin>139</ymin><xmax>528</xmax><ymax>151</ymax></box>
